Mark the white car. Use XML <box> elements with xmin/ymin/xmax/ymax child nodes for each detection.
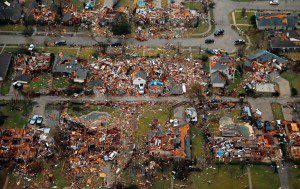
<box><xmin>29</xmin><ymin>115</ymin><xmax>39</xmax><ymax>125</ymax></box>
<box><xmin>138</xmin><ymin>84</ymin><xmax>145</xmax><ymax>95</ymax></box>
<box><xmin>28</xmin><ymin>44</ymin><xmax>34</xmax><ymax>51</ymax></box>
<box><xmin>171</xmin><ymin>119</ymin><xmax>179</xmax><ymax>127</ymax></box>
<box><xmin>108</xmin><ymin>151</ymin><xmax>118</xmax><ymax>160</ymax></box>
<box><xmin>270</xmin><ymin>0</ymin><xmax>279</xmax><ymax>5</ymax></box>
<box><xmin>36</xmin><ymin>116</ymin><xmax>43</xmax><ymax>125</ymax></box>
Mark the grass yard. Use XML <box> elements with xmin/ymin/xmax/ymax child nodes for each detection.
<box><xmin>78</xmin><ymin>47</ymin><xmax>97</xmax><ymax>60</ymax></box>
<box><xmin>0</xmin><ymin>24</ymin><xmax>25</xmax><ymax>31</ymax></box>
<box><xmin>289</xmin><ymin>165</ymin><xmax>300</xmax><ymax>189</ymax></box>
<box><xmin>180</xmin><ymin>165</ymin><xmax>248</xmax><ymax>189</ymax></box>
<box><xmin>182</xmin><ymin>2</ymin><xmax>204</xmax><ymax>11</ymax></box>
<box><xmin>250</xmin><ymin>165</ymin><xmax>280</xmax><ymax>189</ymax></box>
<box><xmin>136</xmin><ymin>104</ymin><xmax>173</xmax><ymax>139</ymax></box>
<box><xmin>0</xmin><ymin>101</ymin><xmax>33</xmax><ymax>128</ymax></box>
<box><xmin>115</xmin><ymin>0</ymin><xmax>132</xmax><ymax>8</ymax></box>
<box><xmin>52</xmin><ymin>76</ymin><xmax>70</xmax><ymax>89</ymax></box>
<box><xmin>190</xmin><ymin>127</ymin><xmax>205</xmax><ymax>159</ymax></box>
<box><xmin>206</xmin><ymin>109</ymin><xmax>242</xmax><ymax>135</ymax></box>
<box><xmin>281</xmin><ymin>71</ymin><xmax>300</xmax><ymax>96</ymax></box>
<box><xmin>23</xmin><ymin>74</ymin><xmax>52</xmax><ymax>93</ymax></box>
<box><xmin>282</xmin><ymin>52</ymin><xmax>300</xmax><ymax>61</ymax></box>
<box><xmin>188</xmin><ymin>22</ymin><xmax>210</xmax><ymax>36</ymax></box>
<box><xmin>226</xmin><ymin>74</ymin><xmax>245</xmax><ymax>95</ymax></box>
<box><xmin>234</xmin><ymin>11</ymin><xmax>255</xmax><ymax>25</ymax></box>
<box><xmin>271</xmin><ymin>103</ymin><xmax>284</xmax><ymax>120</ymax></box>
<box><xmin>43</xmin><ymin>47</ymin><xmax>78</xmax><ymax>56</ymax></box>
<box><xmin>67</xmin><ymin>103</ymin><xmax>115</xmax><ymax>117</ymax></box>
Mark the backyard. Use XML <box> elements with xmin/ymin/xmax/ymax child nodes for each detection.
<box><xmin>0</xmin><ymin>101</ymin><xmax>33</xmax><ymax>129</ymax></box>
<box><xmin>271</xmin><ymin>103</ymin><xmax>284</xmax><ymax>120</ymax></box>
<box><xmin>281</xmin><ymin>71</ymin><xmax>300</xmax><ymax>96</ymax></box>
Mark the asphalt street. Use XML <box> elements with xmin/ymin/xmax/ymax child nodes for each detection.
<box><xmin>0</xmin><ymin>0</ymin><xmax>299</xmax><ymax>52</ymax></box>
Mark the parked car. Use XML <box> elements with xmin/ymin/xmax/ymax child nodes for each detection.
<box><xmin>29</xmin><ymin>115</ymin><xmax>39</xmax><ymax>125</ymax></box>
<box><xmin>36</xmin><ymin>116</ymin><xmax>43</xmax><ymax>125</ymax></box>
<box><xmin>170</xmin><ymin>119</ymin><xmax>179</xmax><ymax>127</ymax></box>
<box><xmin>13</xmin><ymin>82</ymin><xmax>23</xmax><ymax>90</ymax></box>
<box><xmin>256</xmin><ymin>120</ymin><xmax>263</xmax><ymax>129</ymax></box>
<box><xmin>55</xmin><ymin>40</ymin><xmax>67</xmax><ymax>46</ymax></box>
<box><xmin>108</xmin><ymin>151</ymin><xmax>118</xmax><ymax>160</ymax></box>
<box><xmin>110</xmin><ymin>42</ymin><xmax>122</xmax><ymax>47</ymax></box>
<box><xmin>270</xmin><ymin>0</ymin><xmax>279</xmax><ymax>5</ymax></box>
<box><xmin>138</xmin><ymin>84</ymin><xmax>145</xmax><ymax>94</ymax></box>
<box><xmin>185</xmin><ymin>107</ymin><xmax>198</xmax><ymax>123</ymax></box>
<box><xmin>234</xmin><ymin>39</ymin><xmax>246</xmax><ymax>45</ymax></box>
<box><xmin>206</xmin><ymin>48</ymin><xmax>215</xmax><ymax>54</ymax></box>
<box><xmin>205</xmin><ymin>38</ymin><xmax>215</xmax><ymax>44</ymax></box>
<box><xmin>264</xmin><ymin>121</ymin><xmax>271</xmax><ymax>132</ymax></box>
<box><xmin>214</xmin><ymin>29</ymin><xmax>225</xmax><ymax>36</ymax></box>
<box><xmin>28</xmin><ymin>44</ymin><xmax>34</xmax><ymax>51</ymax></box>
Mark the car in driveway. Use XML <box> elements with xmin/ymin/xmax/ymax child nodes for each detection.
<box><xmin>36</xmin><ymin>116</ymin><xmax>43</xmax><ymax>125</ymax></box>
<box><xmin>270</xmin><ymin>0</ymin><xmax>279</xmax><ymax>5</ymax></box>
<box><xmin>214</xmin><ymin>29</ymin><xmax>225</xmax><ymax>36</ymax></box>
<box><xmin>205</xmin><ymin>38</ymin><xmax>215</xmax><ymax>44</ymax></box>
<box><xmin>234</xmin><ymin>39</ymin><xmax>246</xmax><ymax>45</ymax></box>
<box><xmin>55</xmin><ymin>40</ymin><xmax>67</xmax><ymax>46</ymax></box>
<box><xmin>29</xmin><ymin>115</ymin><xmax>39</xmax><ymax>125</ymax></box>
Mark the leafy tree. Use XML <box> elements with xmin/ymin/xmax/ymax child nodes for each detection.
<box><xmin>24</xmin><ymin>15</ymin><xmax>35</xmax><ymax>26</ymax></box>
<box><xmin>250</xmin><ymin>15</ymin><xmax>257</xmax><ymax>28</ymax></box>
<box><xmin>111</xmin><ymin>13</ymin><xmax>131</xmax><ymax>35</ymax></box>
<box><xmin>291</xmin><ymin>87</ymin><xmax>298</xmax><ymax>96</ymax></box>
<box><xmin>23</xmin><ymin>26</ymin><xmax>34</xmax><ymax>36</ymax></box>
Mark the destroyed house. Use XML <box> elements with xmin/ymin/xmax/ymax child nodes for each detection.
<box><xmin>0</xmin><ymin>0</ymin><xmax>22</xmax><ymax>23</ymax></box>
<box><xmin>0</xmin><ymin>53</ymin><xmax>12</xmax><ymax>82</ymax></box>
<box><xmin>0</xmin><ymin>129</ymin><xmax>36</xmax><ymax>161</ymax></box>
<box><xmin>148</xmin><ymin>124</ymin><xmax>191</xmax><ymax>159</ymax></box>
<box><xmin>256</xmin><ymin>12</ymin><xmax>300</xmax><ymax>30</ymax></box>
<box><xmin>52</xmin><ymin>52</ymin><xmax>88</xmax><ymax>83</ymax></box>
<box><xmin>62</xmin><ymin>5</ymin><xmax>80</xmax><ymax>26</ymax></box>
<box><xmin>210</xmin><ymin>56</ymin><xmax>236</xmax><ymax>80</ymax></box>
<box><xmin>247</xmin><ymin>50</ymin><xmax>288</xmax><ymax>69</ymax></box>
<box><xmin>14</xmin><ymin>53</ymin><xmax>51</xmax><ymax>74</ymax></box>
<box><xmin>269</xmin><ymin>30</ymin><xmax>300</xmax><ymax>52</ymax></box>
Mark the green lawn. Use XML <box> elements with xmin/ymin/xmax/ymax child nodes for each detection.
<box><xmin>234</xmin><ymin>11</ymin><xmax>255</xmax><ymax>25</ymax></box>
<box><xmin>115</xmin><ymin>0</ymin><xmax>132</xmax><ymax>8</ymax></box>
<box><xmin>189</xmin><ymin>22</ymin><xmax>210</xmax><ymax>35</ymax></box>
<box><xmin>0</xmin><ymin>101</ymin><xmax>32</xmax><ymax>128</ymax></box>
<box><xmin>0</xmin><ymin>24</ymin><xmax>25</xmax><ymax>31</ymax></box>
<box><xmin>289</xmin><ymin>165</ymin><xmax>300</xmax><ymax>189</ymax></box>
<box><xmin>182</xmin><ymin>2</ymin><xmax>204</xmax><ymax>11</ymax></box>
<box><xmin>78</xmin><ymin>48</ymin><xmax>97</xmax><ymax>60</ymax></box>
<box><xmin>43</xmin><ymin>47</ymin><xmax>78</xmax><ymax>56</ymax></box>
<box><xmin>190</xmin><ymin>127</ymin><xmax>205</xmax><ymax>159</ymax></box>
<box><xmin>23</xmin><ymin>74</ymin><xmax>52</xmax><ymax>93</ymax></box>
<box><xmin>67</xmin><ymin>103</ymin><xmax>115</xmax><ymax>117</ymax></box>
<box><xmin>226</xmin><ymin>74</ymin><xmax>245</xmax><ymax>95</ymax></box>
<box><xmin>179</xmin><ymin>165</ymin><xmax>248</xmax><ymax>189</ymax></box>
<box><xmin>52</xmin><ymin>76</ymin><xmax>70</xmax><ymax>89</ymax></box>
<box><xmin>250</xmin><ymin>165</ymin><xmax>280</xmax><ymax>189</ymax></box>
<box><xmin>281</xmin><ymin>71</ymin><xmax>300</xmax><ymax>96</ymax></box>
<box><xmin>271</xmin><ymin>103</ymin><xmax>284</xmax><ymax>120</ymax></box>
<box><xmin>136</xmin><ymin>105</ymin><xmax>173</xmax><ymax>139</ymax></box>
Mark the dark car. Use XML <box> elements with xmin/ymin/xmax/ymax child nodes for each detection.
<box><xmin>205</xmin><ymin>48</ymin><xmax>215</xmax><ymax>54</ymax></box>
<box><xmin>234</xmin><ymin>39</ymin><xmax>246</xmax><ymax>45</ymax></box>
<box><xmin>214</xmin><ymin>29</ymin><xmax>225</xmax><ymax>36</ymax></box>
<box><xmin>55</xmin><ymin>40</ymin><xmax>67</xmax><ymax>46</ymax></box>
<box><xmin>110</xmin><ymin>42</ymin><xmax>122</xmax><ymax>47</ymax></box>
<box><xmin>264</xmin><ymin>121</ymin><xmax>271</xmax><ymax>132</ymax></box>
<box><xmin>256</xmin><ymin>120</ymin><xmax>263</xmax><ymax>129</ymax></box>
<box><xmin>205</xmin><ymin>38</ymin><xmax>215</xmax><ymax>44</ymax></box>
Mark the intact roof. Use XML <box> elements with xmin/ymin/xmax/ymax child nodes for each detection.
<box><xmin>133</xmin><ymin>70</ymin><xmax>147</xmax><ymax>80</ymax></box>
<box><xmin>0</xmin><ymin>1</ymin><xmax>22</xmax><ymax>22</ymax></box>
<box><xmin>14</xmin><ymin>73</ymin><xmax>32</xmax><ymax>82</ymax></box>
<box><xmin>247</xmin><ymin>50</ymin><xmax>288</xmax><ymax>64</ymax></box>
<box><xmin>0</xmin><ymin>53</ymin><xmax>12</xmax><ymax>79</ymax></box>
<box><xmin>210</xmin><ymin>71</ymin><xmax>226</xmax><ymax>84</ymax></box>
<box><xmin>256</xmin><ymin>12</ymin><xmax>299</xmax><ymax>29</ymax></box>
<box><xmin>211</xmin><ymin>56</ymin><xmax>235</xmax><ymax>71</ymax></box>
<box><xmin>269</xmin><ymin>30</ymin><xmax>300</xmax><ymax>49</ymax></box>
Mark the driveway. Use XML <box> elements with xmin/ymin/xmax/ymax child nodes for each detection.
<box><xmin>247</xmin><ymin>98</ymin><xmax>274</xmax><ymax>121</ymax></box>
<box><xmin>270</xmin><ymin>72</ymin><xmax>291</xmax><ymax>98</ymax></box>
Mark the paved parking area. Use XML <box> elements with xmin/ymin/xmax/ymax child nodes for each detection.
<box><xmin>248</xmin><ymin>98</ymin><xmax>274</xmax><ymax>121</ymax></box>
